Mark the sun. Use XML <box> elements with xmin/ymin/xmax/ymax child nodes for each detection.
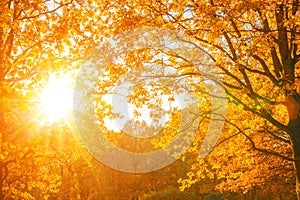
<box><xmin>39</xmin><ymin>73</ymin><xmax>74</xmax><ymax>124</ymax></box>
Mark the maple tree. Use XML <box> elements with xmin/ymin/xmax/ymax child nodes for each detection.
<box><xmin>1</xmin><ymin>0</ymin><xmax>300</xmax><ymax>199</ymax></box>
<box><xmin>123</xmin><ymin>0</ymin><xmax>300</xmax><ymax>198</ymax></box>
<box><xmin>84</xmin><ymin>0</ymin><xmax>300</xmax><ymax>198</ymax></box>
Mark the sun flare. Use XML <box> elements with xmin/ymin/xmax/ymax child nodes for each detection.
<box><xmin>39</xmin><ymin>73</ymin><xmax>74</xmax><ymax>123</ymax></box>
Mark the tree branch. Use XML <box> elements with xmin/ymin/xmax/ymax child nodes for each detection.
<box><xmin>225</xmin><ymin>119</ymin><xmax>293</xmax><ymax>161</ymax></box>
<box><xmin>252</xmin><ymin>55</ymin><xmax>278</xmax><ymax>84</ymax></box>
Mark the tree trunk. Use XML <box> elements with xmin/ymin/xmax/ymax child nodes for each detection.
<box><xmin>286</xmin><ymin>94</ymin><xmax>300</xmax><ymax>199</ymax></box>
<box><xmin>0</xmin><ymin>161</ymin><xmax>3</xmax><ymax>200</ymax></box>
<box><xmin>289</xmin><ymin>122</ymin><xmax>300</xmax><ymax>200</ymax></box>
